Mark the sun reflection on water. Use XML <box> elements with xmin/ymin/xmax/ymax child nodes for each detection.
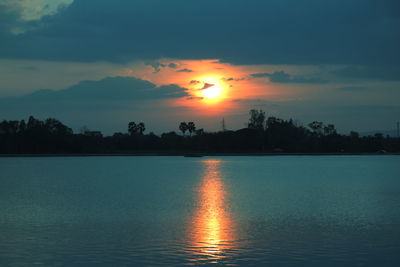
<box><xmin>186</xmin><ymin>159</ymin><xmax>236</xmax><ymax>264</ymax></box>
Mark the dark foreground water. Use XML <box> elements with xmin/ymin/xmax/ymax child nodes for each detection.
<box><xmin>0</xmin><ymin>156</ymin><xmax>399</xmax><ymax>266</ymax></box>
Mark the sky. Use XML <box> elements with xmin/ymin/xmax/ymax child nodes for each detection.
<box><xmin>0</xmin><ymin>0</ymin><xmax>399</xmax><ymax>135</ymax></box>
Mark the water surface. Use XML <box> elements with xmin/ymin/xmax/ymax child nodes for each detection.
<box><xmin>0</xmin><ymin>156</ymin><xmax>399</xmax><ymax>266</ymax></box>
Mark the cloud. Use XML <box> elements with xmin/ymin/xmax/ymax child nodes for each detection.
<box><xmin>0</xmin><ymin>76</ymin><xmax>197</xmax><ymax>134</ymax></box>
<box><xmin>0</xmin><ymin>0</ymin><xmax>399</xmax><ymax>66</ymax></box>
<box><xmin>332</xmin><ymin>65</ymin><xmax>400</xmax><ymax>81</ymax></box>
<box><xmin>251</xmin><ymin>71</ymin><xmax>328</xmax><ymax>84</ymax></box>
<box><xmin>186</xmin><ymin>96</ymin><xmax>203</xmax><ymax>100</ymax></box>
<box><xmin>0</xmin><ymin>76</ymin><xmax>190</xmax><ymax>133</ymax></box>
<box><xmin>0</xmin><ymin>0</ymin><xmax>74</xmax><ymax>34</ymax></box>
<box><xmin>224</xmin><ymin>77</ymin><xmax>246</xmax><ymax>81</ymax></box>
<box><xmin>0</xmin><ymin>76</ymin><xmax>188</xmax><ymax>108</ymax></box>
<box><xmin>146</xmin><ymin>61</ymin><xmax>180</xmax><ymax>73</ymax></box>
<box><xmin>201</xmin><ymin>83</ymin><xmax>214</xmax><ymax>90</ymax></box>
<box><xmin>146</xmin><ymin>62</ymin><xmax>164</xmax><ymax>73</ymax></box>
<box><xmin>176</xmin><ymin>68</ymin><xmax>193</xmax><ymax>72</ymax></box>
<box><xmin>168</xmin><ymin>63</ymin><xmax>178</xmax><ymax>69</ymax></box>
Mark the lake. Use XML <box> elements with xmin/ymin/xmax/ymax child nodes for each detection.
<box><xmin>0</xmin><ymin>156</ymin><xmax>399</xmax><ymax>266</ymax></box>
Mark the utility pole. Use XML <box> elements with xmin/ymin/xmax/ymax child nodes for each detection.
<box><xmin>222</xmin><ymin>117</ymin><xmax>226</xmax><ymax>132</ymax></box>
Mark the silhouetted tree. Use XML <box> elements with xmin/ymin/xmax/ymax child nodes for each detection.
<box><xmin>350</xmin><ymin>131</ymin><xmax>359</xmax><ymax>139</ymax></box>
<box><xmin>0</xmin><ymin>120</ymin><xmax>19</xmax><ymax>135</ymax></box>
<box><xmin>179</xmin><ymin>122</ymin><xmax>188</xmax><ymax>135</ymax></box>
<box><xmin>308</xmin><ymin>121</ymin><xmax>324</xmax><ymax>136</ymax></box>
<box><xmin>128</xmin><ymin>121</ymin><xmax>146</xmax><ymax>135</ymax></box>
<box><xmin>80</xmin><ymin>126</ymin><xmax>89</xmax><ymax>134</ymax></box>
<box><xmin>161</xmin><ymin>131</ymin><xmax>182</xmax><ymax>149</ymax></box>
<box><xmin>187</xmin><ymin>122</ymin><xmax>196</xmax><ymax>136</ymax></box>
<box><xmin>27</xmin><ymin>116</ymin><xmax>43</xmax><ymax>130</ymax></box>
<box><xmin>1</xmin><ymin>113</ymin><xmax>399</xmax><ymax>154</ymax></box>
<box><xmin>45</xmin><ymin>118</ymin><xmax>73</xmax><ymax>135</ymax></box>
<box><xmin>248</xmin><ymin>109</ymin><xmax>266</xmax><ymax>130</ymax></box>
<box><xmin>195</xmin><ymin>128</ymin><xmax>204</xmax><ymax>135</ymax></box>
<box><xmin>128</xmin><ymin>122</ymin><xmax>137</xmax><ymax>135</ymax></box>
<box><xmin>266</xmin><ymin>117</ymin><xmax>283</xmax><ymax>129</ymax></box>
<box><xmin>137</xmin><ymin>122</ymin><xmax>145</xmax><ymax>135</ymax></box>
<box><xmin>323</xmin><ymin>124</ymin><xmax>336</xmax><ymax>136</ymax></box>
<box><xmin>19</xmin><ymin>120</ymin><xmax>26</xmax><ymax>133</ymax></box>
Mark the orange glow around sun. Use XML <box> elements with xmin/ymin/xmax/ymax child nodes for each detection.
<box><xmin>121</xmin><ymin>59</ymin><xmax>290</xmax><ymax>115</ymax></box>
<box><xmin>190</xmin><ymin>76</ymin><xmax>228</xmax><ymax>104</ymax></box>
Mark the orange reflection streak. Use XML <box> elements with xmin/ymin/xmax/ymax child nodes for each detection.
<box><xmin>187</xmin><ymin>159</ymin><xmax>236</xmax><ymax>262</ymax></box>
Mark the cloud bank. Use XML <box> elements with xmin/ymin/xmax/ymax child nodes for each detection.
<box><xmin>251</xmin><ymin>71</ymin><xmax>328</xmax><ymax>84</ymax></box>
<box><xmin>0</xmin><ymin>76</ymin><xmax>188</xmax><ymax>111</ymax></box>
<box><xmin>0</xmin><ymin>76</ymin><xmax>190</xmax><ymax>133</ymax></box>
<box><xmin>1</xmin><ymin>0</ymin><xmax>399</xmax><ymax>66</ymax></box>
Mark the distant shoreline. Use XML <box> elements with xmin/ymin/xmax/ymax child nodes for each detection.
<box><xmin>1</xmin><ymin>152</ymin><xmax>399</xmax><ymax>157</ymax></box>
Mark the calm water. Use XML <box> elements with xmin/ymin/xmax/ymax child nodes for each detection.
<box><xmin>0</xmin><ymin>156</ymin><xmax>399</xmax><ymax>266</ymax></box>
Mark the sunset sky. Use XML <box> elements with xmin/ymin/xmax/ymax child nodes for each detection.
<box><xmin>1</xmin><ymin>0</ymin><xmax>399</xmax><ymax>134</ymax></box>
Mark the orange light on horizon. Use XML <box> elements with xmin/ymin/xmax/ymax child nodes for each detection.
<box><xmin>186</xmin><ymin>159</ymin><xmax>236</xmax><ymax>263</ymax></box>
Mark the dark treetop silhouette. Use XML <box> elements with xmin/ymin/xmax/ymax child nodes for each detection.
<box><xmin>0</xmin><ymin>110</ymin><xmax>399</xmax><ymax>154</ymax></box>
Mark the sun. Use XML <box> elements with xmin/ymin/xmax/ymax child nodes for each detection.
<box><xmin>202</xmin><ymin>84</ymin><xmax>222</xmax><ymax>99</ymax></box>
<box><xmin>191</xmin><ymin>76</ymin><xmax>227</xmax><ymax>103</ymax></box>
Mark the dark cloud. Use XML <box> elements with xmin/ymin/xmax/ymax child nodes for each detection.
<box><xmin>168</xmin><ymin>63</ymin><xmax>178</xmax><ymax>69</ymax></box>
<box><xmin>176</xmin><ymin>68</ymin><xmax>193</xmax><ymax>72</ymax></box>
<box><xmin>224</xmin><ymin>77</ymin><xmax>246</xmax><ymax>81</ymax></box>
<box><xmin>0</xmin><ymin>76</ymin><xmax>194</xmax><ymax>134</ymax></box>
<box><xmin>1</xmin><ymin>0</ymin><xmax>399</xmax><ymax>66</ymax></box>
<box><xmin>251</xmin><ymin>71</ymin><xmax>328</xmax><ymax>84</ymax></box>
<box><xmin>201</xmin><ymin>83</ymin><xmax>214</xmax><ymax>90</ymax></box>
<box><xmin>146</xmin><ymin>62</ymin><xmax>163</xmax><ymax>73</ymax></box>
<box><xmin>251</xmin><ymin>73</ymin><xmax>271</xmax><ymax>78</ymax></box>
<box><xmin>146</xmin><ymin>62</ymin><xmax>180</xmax><ymax>73</ymax></box>
<box><xmin>0</xmin><ymin>76</ymin><xmax>190</xmax><ymax>133</ymax></box>
<box><xmin>0</xmin><ymin>76</ymin><xmax>188</xmax><ymax>109</ymax></box>
<box><xmin>190</xmin><ymin>80</ymin><xmax>200</xmax><ymax>84</ymax></box>
<box><xmin>186</xmin><ymin>96</ymin><xmax>203</xmax><ymax>100</ymax></box>
<box><xmin>332</xmin><ymin>65</ymin><xmax>400</xmax><ymax>81</ymax></box>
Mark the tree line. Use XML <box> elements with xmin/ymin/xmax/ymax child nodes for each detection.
<box><xmin>0</xmin><ymin>110</ymin><xmax>399</xmax><ymax>154</ymax></box>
